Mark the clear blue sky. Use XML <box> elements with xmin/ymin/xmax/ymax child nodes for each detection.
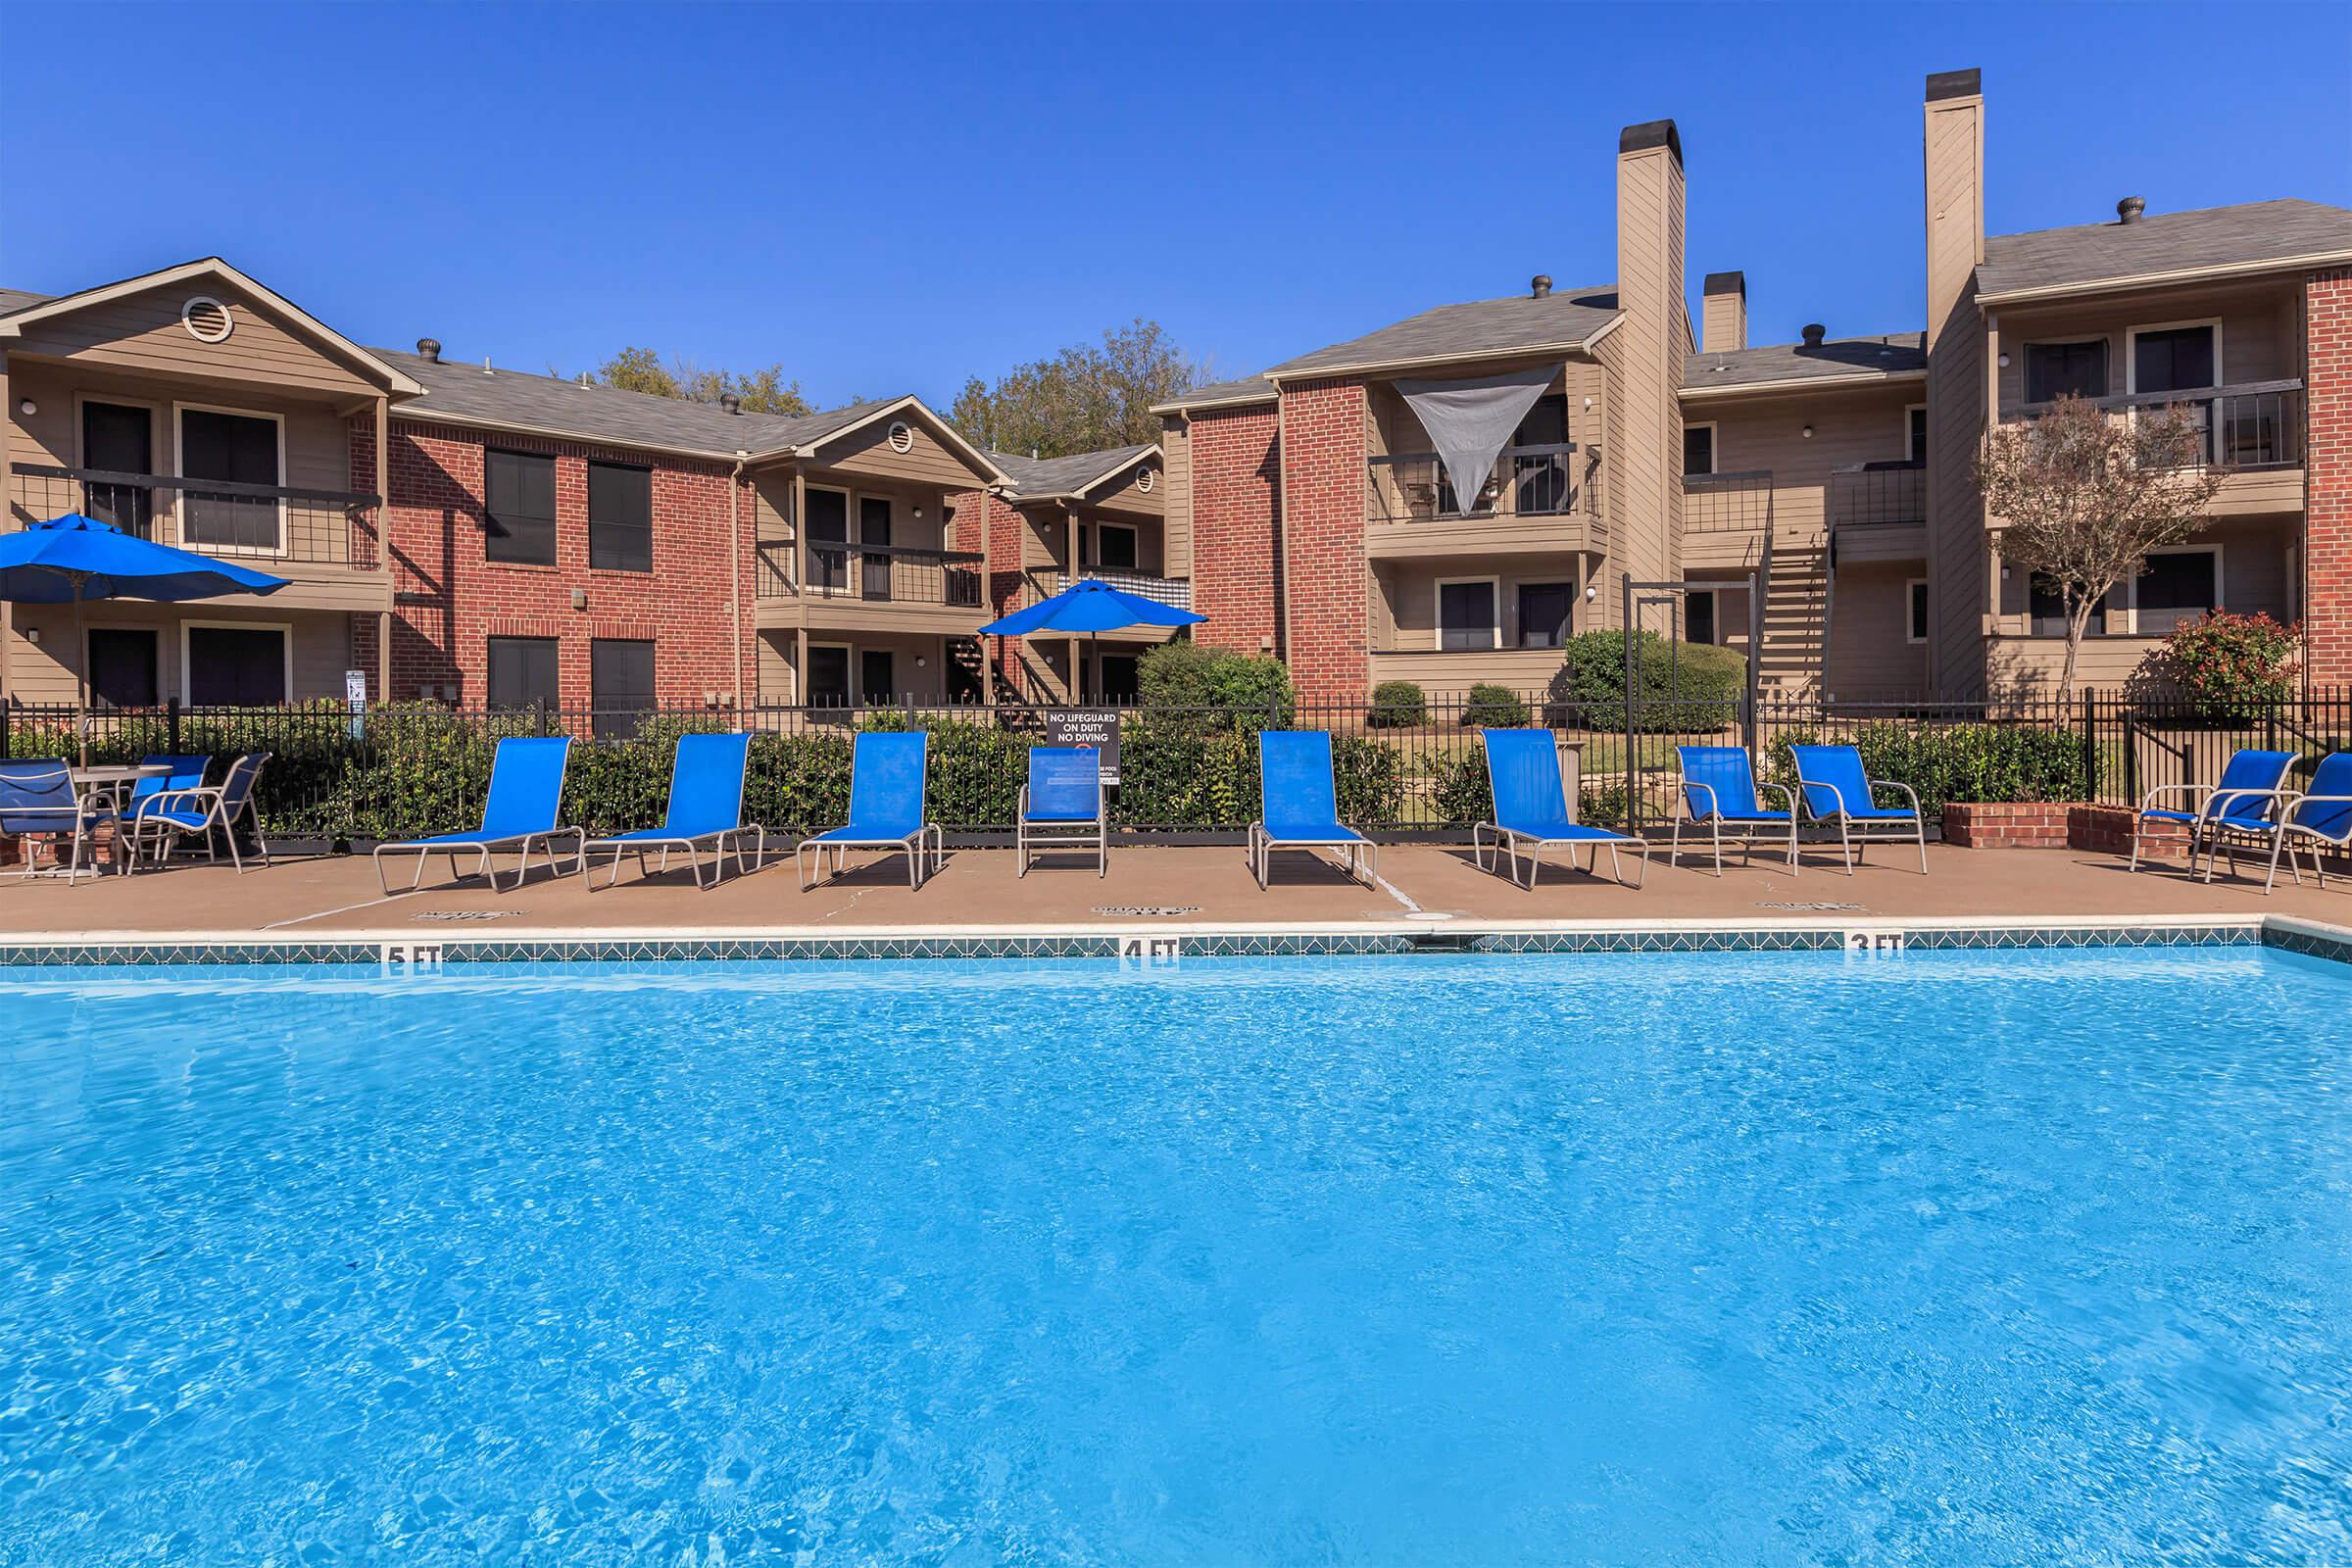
<box><xmin>6</xmin><ymin>2</ymin><xmax>2347</xmax><ymax>409</ymax></box>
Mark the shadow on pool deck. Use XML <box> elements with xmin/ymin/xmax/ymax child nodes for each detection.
<box><xmin>2</xmin><ymin>839</ymin><xmax>2349</xmax><ymax>940</ymax></box>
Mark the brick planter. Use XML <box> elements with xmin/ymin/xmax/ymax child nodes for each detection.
<box><xmin>2069</xmin><ymin>805</ymin><xmax>2190</xmax><ymax>861</ymax></box>
<box><xmin>1938</xmin><ymin>802</ymin><xmax>2072</xmax><ymax>849</ymax></box>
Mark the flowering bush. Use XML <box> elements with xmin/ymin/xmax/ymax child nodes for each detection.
<box><xmin>2148</xmin><ymin>611</ymin><xmax>2299</xmax><ymax>721</ymax></box>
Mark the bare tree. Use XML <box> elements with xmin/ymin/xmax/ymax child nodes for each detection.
<box><xmin>1977</xmin><ymin>395</ymin><xmax>2228</xmax><ymax>697</ymax></box>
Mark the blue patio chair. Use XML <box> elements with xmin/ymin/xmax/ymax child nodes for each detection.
<box><xmin>1789</xmin><ymin>743</ymin><xmax>1927</xmax><ymax>875</ymax></box>
<box><xmin>126</xmin><ymin>752</ymin><xmax>272</xmax><ymax>872</ymax></box>
<box><xmin>1473</xmin><ymin>727</ymin><xmax>1647</xmax><ymax>889</ymax></box>
<box><xmin>2130</xmin><ymin>748</ymin><xmax>2294</xmax><ymax>876</ymax></box>
<box><xmin>0</xmin><ymin>759</ymin><xmax>117</xmax><ymax>885</ymax></box>
<box><xmin>2261</xmin><ymin>752</ymin><xmax>2352</xmax><ymax>894</ymax></box>
<box><xmin>1250</xmin><ymin>730</ymin><xmax>1374</xmax><ymax>888</ymax></box>
<box><xmin>1669</xmin><ymin>745</ymin><xmax>1798</xmax><ymax>875</ymax></box>
<box><xmin>122</xmin><ymin>755</ymin><xmax>214</xmax><ymax>834</ymax></box>
<box><xmin>581</xmin><ymin>733</ymin><xmax>765</xmax><ymax>891</ymax></box>
<box><xmin>797</xmin><ymin>730</ymin><xmax>941</xmax><ymax>890</ymax></box>
<box><xmin>1017</xmin><ymin>745</ymin><xmax>1105</xmax><ymax>877</ymax></box>
<box><xmin>373</xmin><ymin>736</ymin><xmax>581</xmax><ymax>894</ymax></box>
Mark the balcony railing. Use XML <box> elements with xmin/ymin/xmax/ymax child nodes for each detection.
<box><xmin>8</xmin><ymin>464</ymin><xmax>382</xmax><ymax>569</ymax></box>
<box><xmin>2001</xmin><ymin>379</ymin><xmax>2305</xmax><ymax>469</ymax></box>
<box><xmin>1054</xmin><ymin>566</ymin><xmax>1192</xmax><ymax>612</ymax></box>
<box><xmin>1684</xmin><ymin>468</ymin><xmax>1775</xmax><ymax>533</ymax></box>
<box><xmin>1828</xmin><ymin>463</ymin><xmax>1926</xmax><ymax>530</ymax></box>
<box><xmin>1367</xmin><ymin>443</ymin><xmax>1590</xmax><ymax>526</ymax></box>
<box><xmin>755</xmin><ymin>540</ymin><xmax>983</xmax><ymax>608</ymax></box>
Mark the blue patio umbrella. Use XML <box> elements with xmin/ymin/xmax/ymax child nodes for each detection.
<box><xmin>0</xmin><ymin>514</ymin><xmax>289</xmax><ymax>761</ymax></box>
<box><xmin>979</xmin><ymin>577</ymin><xmax>1205</xmax><ymax>701</ymax></box>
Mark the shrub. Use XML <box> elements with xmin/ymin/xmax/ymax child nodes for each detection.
<box><xmin>1368</xmin><ymin>680</ymin><xmax>1428</xmax><ymax>729</ymax></box>
<box><xmin>1461</xmin><ymin>683</ymin><xmax>1530</xmax><ymax>728</ymax></box>
<box><xmin>2142</xmin><ymin>611</ymin><xmax>2299</xmax><ymax>722</ymax></box>
<box><xmin>1766</xmin><ymin>720</ymin><xmax>2087</xmax><ymax>821</ymax></box>
<box><xmin>1556</xmin><ymin>629</ymin><xmax>1745</xmax><ymax>731</ymax></box>
<box><xmin>1136</xmin><ymin>641</ymin><xmax>1295</xmax><ymax>721</ymax></box>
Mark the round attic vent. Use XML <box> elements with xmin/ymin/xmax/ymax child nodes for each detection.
<box><xmin>886</xmin><ymin>420</ymin><xmax>914</xmax><ymax>455</ymax></box>
<box><xmin>1136</xmin><ymin>467</ymin><xmax>1155</xmax><ymax>494</ymax></box>
<box><xmin>182</xmin><ymin>296</ymin><xmax>233</xmax><ymax>344</ymax></box>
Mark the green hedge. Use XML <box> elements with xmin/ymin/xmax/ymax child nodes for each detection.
<box><xmin>1766</xmin><ymin>720</ymin><xmax>2088</xmax><ymax>820</ymax></box>
<box><xmin>1368</xmin><ymin>680</ymin><xmax>1428</xmax><ymax>729</ymax></box>
<box><xmin>1557</xmin><ymin>629</ymin><xmax>1745</xmax><ymax>731</ymax></box>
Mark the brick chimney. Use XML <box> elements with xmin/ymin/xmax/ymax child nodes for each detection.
<box><xmin>1617</xmin><ymin>119</ymin><xmax>1687</xmax><ymax>595</ymax></box>
<box><xmin>1701</xmin><ymin>270</ymin><xmax>1746</xmax><ymax>354</ymax></box>
<box><xmin>1923</xmin><ymin>68</ymin><xmax>1987</xmax><ymax>694</ymax></box>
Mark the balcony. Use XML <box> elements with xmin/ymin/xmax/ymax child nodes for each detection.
<box><xmin>1364</xmin><ymin>443</ymin><xmax>1601</xmax><ymax>559</ymax></box>
<box><xmin>1999</xmin><ymin>379</ymin><xmax>2306</xmax><ymax>516</ymax></box>
<box><xmin>1054</xmin><ymin>566</ymin><xmax>1191</xmax><ymax>612</ymax></box>
<box><xmin>1827</xmin><ymin>463</ymin><xmax>1927</xmax><ymax>564</ymax></box>
<box><xmin>1682</xmin><ymin>468</ymin><xmax>1774</xmax><ymax>567</ymax></box>
<box><xmin>755</xmin><ymin>539</ymin><xmax>987</xmax><ymax>632</ymax></box>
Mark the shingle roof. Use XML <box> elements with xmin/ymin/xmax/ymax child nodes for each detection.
<box><xmin>1683</xmin><ymin>331</ymin><xmax>1928</xmax><ymax>394</ymax></box>
<box><xmin>0</xmin><ymin>287</ymin><xmax>52</xmax><ymax>318</ymax></box>
<box><xmin>1976</xmin><ymin>198</ymin><xmax>2352</xmax><ymax>301</ymax></box>
<box><xmin>375</xmin><ymin>347</ymin><xmax>900</xmax><ymax>458</ymax></box>
<box><xmin>991</xmin><ymin>442</ymin><xmax>1156</xmax><ymax>500</ymax></box>
<box><xmin>1151</xmin><ymin>374</ymin><xmax>1276</xmax><ymax>413</ymax></box>
<box><xmin>1265</xmin><ymin>285</ymin><xmax>1621</xmax><ymax>377</ymax></box>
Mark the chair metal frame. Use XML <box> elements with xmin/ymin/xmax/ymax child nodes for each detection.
<box><xmin>1789</xmin><ymin>754</ymin><xmax>1927</xmax><ymax>876</ymax></box>
<box><xmin>125</xmin><ymin>753</ymin><xmax>274</xmax><ymax>873</ymax></box>
<box><xmin>1016</xmin><ymin>748</ymin><xmax>1107</xmax><ymax>879</ymax></box>
<box><xmin>0</xmin><ymin>761</ymin><xmax>117</xmax><ymax>886</ymax></box>
<box><xmin>1668</xmin><ymin>776</ymin><xmax>1800</xmax><ymax>876</ymax></box>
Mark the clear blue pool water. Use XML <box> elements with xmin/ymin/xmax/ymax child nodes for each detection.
<box><xmin>3</xmin><ymin>949</ymin><xmax>2350</xmax><ymax>1566</ymax></box>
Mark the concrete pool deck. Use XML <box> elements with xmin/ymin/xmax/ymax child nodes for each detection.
<box><xmin>4</xmin><ymin>840</ymin><xmax>2351</xmax><ymax>947</ymax></box>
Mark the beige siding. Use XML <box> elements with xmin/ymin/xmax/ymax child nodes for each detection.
<box><xmin>7</xmin><ymin>282</ymin><xmax>376</xmax><ymax>398</ymax></box>
<box><xmin>1159</xmin><ymin>417</ymin><xmax>1193</xmax><ymax>576</ymax></box>
<box><xmin>1991</xmin><ymin>517</ymin><xmax>2296</xmax><ymax>630</ymax></box>
<box><xmin>1829</xmin><ymin>564</ymin><xmax>1930</xmax><ymax>696</ymax></box>
<box><xmin>1924</xmin><ymin>84</ymin><xmax>1989</xmax><ymax>695</ymax></box>
<box><xmin>1614</xmin><ymin>140</ymin><xmax>1683</xmax><ymax>595</ymax></box>
<box><xmin>1084</xmin><ymin>458</ymin><xmax>1164</xmax><ymax>520</ymax></box>
<box><xmin>805</xmin><ymin>413</ymin><xmax>996</xmax><ymax>490</ymax></box>
<box><xmin>1701</xmin><ymin>384</ymin><xmax>1922</xmax><ymax>544</ymax></box>
<box><xmin>1991</xmin><ymin>279</ymin><xmax>2302</xmax><ymax>414</ymax></box>
<box><xmin>2</xmin><ymin>604</ymin><xmax>353</xmax><ymax>707</ymax></box>
<box><xmin>7</xmin><ymin>360</ymin><xmax>359</xmax><ymax>491</ymax></box>
<box><xmin>1375</xmin><ymin>558</ymin><xmax>1592</xmax><ymax>652</ymax></box>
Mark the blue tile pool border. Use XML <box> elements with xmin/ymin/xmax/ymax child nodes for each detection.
<box><xmin>0</xmin><ymin>915</ymin><xmax>2342</xmax><ymax>967</ymax></box>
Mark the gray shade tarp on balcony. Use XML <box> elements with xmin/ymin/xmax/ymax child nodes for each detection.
<box><xmin>1396</xmin><ymin>365</ymin><xmax>1561</xmax><ymax>515</ymax></box>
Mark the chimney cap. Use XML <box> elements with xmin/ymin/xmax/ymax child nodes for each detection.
<box><xmin>1800</xmin><ymin>323</ymin><xmax>1827</xmax><ymax>347</ymax></box>
<box><xmin>1925</xmin><ymin>68</ymin><xmax>1982</xmax><ymax>101</ymax></box>
<box><xmin>2117</xmin><ymin>195</ymin><xmax>2147</xmax><ymax>223</ymax></box>
<box><xmin>1531</xmin><ymin>274</ymin><xmax>1553</xmax><ymax>299</ymax></box>
<box><xmin>719</xmin><ymin>392</ymin><xmax>743</xmax><ymax>415</ymax></box>
<box><xmin>416</xmin><ymin>337</ymin><xmax>441</xmax><ymax>363</ymax></box>
<box><xmin>1618</xmin><ymin>119</ymin><xmax>1683</xmax><ymax>165</ymax></box>
<box><xmin>1702</xmin><ymin>270</ymin><xmax>1746</xmax><ymax>298</ymax></box>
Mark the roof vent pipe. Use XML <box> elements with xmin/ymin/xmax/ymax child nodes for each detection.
<box><xmin>1531</xmin><ymin>274</ymin><xmax>1553</xmax><ymax>299</ymax></box>
<box><xmin>719</xmin><ymin>392</ymin><xmax>742</xmax><ymax>415</ymax></box>
<box><xmin>1801</xmin><ymin>323</ymin><xmax>1826</xmax><ymax>347</ymax></box>
<box><xmin>2117</xmin><ymin>195</ymin><xmax>2146</xmax><ymax>224</ymax></box>
<box><xmin>416</xmin><ymin>337</ymin><xmax>441</xmax><ymax>364</ymax></box>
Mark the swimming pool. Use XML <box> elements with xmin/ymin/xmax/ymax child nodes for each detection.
<box><xmin>4</xmin><ymin>949</ymin><xmax>2348</xmax><ymax>1565</ymax></box>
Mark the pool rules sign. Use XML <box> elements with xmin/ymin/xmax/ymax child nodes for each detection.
<box><xmin>1046</xmin><ymin>709</ymin><xmax>1121</xmax><ymax>788</ymax></box>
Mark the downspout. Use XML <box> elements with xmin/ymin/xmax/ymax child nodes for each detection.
<box><xmin>1273</xmin><ymin>384</ymin><xmax>1294</xmax><ymax>662</ymax></box>
<box><xmin>730</xmin><ymin>455</ymin><xmax>748</xmax><ymax>712</ymax></box>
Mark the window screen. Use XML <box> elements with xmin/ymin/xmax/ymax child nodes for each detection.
<box><xmin>2025</xmin><ymin>341</ymin><xmax>2109</xmax><ymax>404</ymax></box>
<box><xmin>1439</xmin><ymin>581</ymin><xmax>1496</xmax><ymax>651</ymax></box>
<box><xmin>588</xmin><ymin>462</ymin><xmax>652</xmax><ymax>572</ymax></box>
<box><xmin>487</xmin><ymin>635</ymin><xmax>560</xmax><ymax>709</ymax></box>
<box><xmin>485</xmin><ymin>451</ymin><xmax>558</xmax><ymax>565</ymax></box>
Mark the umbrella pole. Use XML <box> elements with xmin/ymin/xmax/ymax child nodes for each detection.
<box><xmin>73</xmin><ymin>579</ymin><xmax>88</xmax><ymax>769</ymax></box>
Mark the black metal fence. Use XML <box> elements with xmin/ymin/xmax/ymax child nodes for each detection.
<box><xmin>8</xmin><ymin>688</ymin><xmax>2352</xmax><ymax>847</ymax></box>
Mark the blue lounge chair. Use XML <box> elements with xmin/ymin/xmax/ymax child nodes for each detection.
<box><xmin>373</xmin><ymin>736</ymin><xmax>581</xmax><ymax>894</ymax></box>
<box><xmin>581</xmin><ymin>733</ymin><xmax>764</xmax><ymax>891</ymax></box>
<box><xmin>125</xmin><ymin>752</ymin><xmax>272</xmax><ymax>872</ymax></box>
<box><xmin>2131</xmin><ymin>747</ymin><xmax>2294</xmax><ymax>876</ymax></box>
<box><xmin>0</xmin><ymin>759</ymin><xmax>117</xmax><ymax>885</ymax></box>
<box><xmin>797</xmin><ymin>730</ymin><xmax>941</xmax><ymax>890</ymax></box>
<box><xmin>1789</xmin><ymin>744</ymin><xmax>1927</xmax><ymax>875</ymax></box>
<box><xmin>1473</xmin><ymin>727</ymin><xmax>1647</xmax><ymax>888</ymax></box>
<box><xmin>122</xmin><ymin>754</ymin><xmax>214</xmax><ymax>836</ymax></box>
<box><xmin>2261</xmin><ymin>752</ymin><xmax>2352</xmax><ymax>894</ymax></box>
<box><xmin>1670</xmin><ymin>745</ymin><xmax>1798</xmax><ymax>875</ymax></box>
<box><xmin>1017</xmin><ymin>745</ymin><xmax>1105</xmax><ymax>877</ymax></box>
<box><xmin>1250</xmin><ymin>730</ymin><xmax>1374</xmax><ymax>888</ymax></box>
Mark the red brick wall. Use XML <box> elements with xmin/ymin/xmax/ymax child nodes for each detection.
<box><xmin>949</xmin><ymin>486</ymin><xmax>1036</xmax><ymax>695</ymax></box>
<box><xmin>1937</xmin><ymin>802</ymin><xmax>2072</xmax><ymax>849</ymax></box>
<box><xmin>1187</xmin><ymin>404</ymin><xmax>1282</xmax><ymax>660</ymax></box>
<box><xmin>1277</xmin><ymin>379</ymin><xmax>1369</xmax><ymax>702</ymax></box>
<box><xmin>2306</xmin><ymin>269</ymin><xmax>2352</xmax><ymax>687</ymax></box>
<box><xmin>382</xmin><ymin>420</ymin><xmax>750</xmax><ymax>710</ymax></box>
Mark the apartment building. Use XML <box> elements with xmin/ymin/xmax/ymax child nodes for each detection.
<box><xmin>1157</xmin><ymin>71</ymin><xmax>2352</xmax><ymax>701</ymax></box>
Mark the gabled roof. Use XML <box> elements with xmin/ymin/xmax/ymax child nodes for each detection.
<box><xmin>1265</xmin><ymin>285</ymin><xmax>1622</xmax><ymax>379</ymax></box>
<box><xmin>1151</xmin><ymin>374</ymin><xmax>1277</xmax><ymax>414</ymax></box>
<box><xmin>991</xmin><ymin>442</ymin><xmax>1157</xmax><ymax>503</ymax></box>
<box><xmin>0</xmin><ymin>287</ymin><xmax>50</xmax><ymax>318</ymax></box>
<box><xmin>1976</xmin><ymin>198</ymin><xmax>2352</xmax><ymax>303</ymax></box>
<box><xmin>1683</xmin><ymin>332</ymin><xmax>1928</xmax><ymax>398</ymax></box>
<box><xmin>0</xmin><ymin>259</ymin><xmax>425</xmax><ymax>396</ymax></box>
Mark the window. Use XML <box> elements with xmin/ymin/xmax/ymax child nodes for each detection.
<box><xmin>487</xmin><ymin>635</ymin><xmax>560</xmax><ymax>710</ymax></box>
<box><xmin>1517</xmin><ymin>582</ymin><xmax>1575</xmax><ymax>649</ymax></box>
<box><xmin>485</xmin><ymin>451</ymin><xmax>558</xmax><ymax>565</ymax></box>
<box><xmin>1685</xmin><ymin>590</ymin><xmax>1718</xmax><ymax>646</ymax></box>
<box><xmin>177</xmin><ymin>407</ymin><xmax>281</xmax><ymax>552</ymax></box>
<box><xmin>1682</xmin><ymin>423</ymin><xmax>1717</xmax><ymax>477</ymax></box>
<box><xmin>1906</xmin><ymin>405</ymin><xmax>1929</xmax><ymax>465</ymax></box>
<box><xmin>858</xmin><ymin>495</ymin><xmax>892</xmax><ymax>601</ymax></box>
<box><xmin>184</xmin><ymin>625</ymin><xmax>287</xmax><ymax>707</ymax></box>
<box><xmin>806</xmin><ymin>644</ymin><xmax>851</xmax><ymax>707</ymax></box>
<box><xmin>2024</xmin><ymin>340</ymin><xmax>2109</xmax><ymax>404</ymax></box>
<box><xmin>2028</xmin><ymin>573</ymin><xmax>2117</xmax><ymax>637</ymax></box>
<box><xmin>2131</xmin><ymin>324</ymin><xmax>2217</xmax><ymax>397</ymax></box>
<box><xmin>1906</xmin><ymin>579</ymin><xmax>1930</xmax><ymax>645</ymax></box>
<box><xmin>804</xmin><ymin>488</ymin><xmax>850</xmax><ymax>594</ymax></box>
<box><xmin>1096</xmin><ymin>522</ymin><xmax>1139</xmax><ymax>572</ymax></box>
<box><xmin>87</xmin><ymin>627</ymin><xmax>159</xmax><ymax>708</ymax></box>
<box><xmin>2136</xmin><ymin>548</ymin><xmax>2219</xmax><ymax>633</ymax></box>
<box><xmin>588</xmin><ymin>461</ymin><xmax>652</xmax><ymax>573</ymax></box>
<box><xmin>1437</xmin><ymin>578</ymin><xmax>1498</xmax><ymax>652</ymax></box>
<box><xmin>590</xmin><ymin>638</ymin><xmax>657</xmax><ymax>738</ymax></box>
<box><xmin>858</xmin><ymin>649</ymin><xmax>896</xmax><ymax>704</ymax></box>
<box><xmin>81</xmin><ymin>401</ymin><xmax>155</xmax><ymax>538</ymax></box>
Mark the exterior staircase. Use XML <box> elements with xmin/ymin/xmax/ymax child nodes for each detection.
<box><xmin>1757</xmin><ymin>526</ymin><xmax>1830</xmax><ymax>693</ymax></box>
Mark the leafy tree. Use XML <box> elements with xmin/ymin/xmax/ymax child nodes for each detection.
<box><xmin>952</xmin><ymin>319</ymin><xmax>1204</xmax><ymax>458</ymax></box>
<box><xmin>588</xmin><ymin>347</ymin><xmax>813</xmax><ymax>417</ymax></box>
<box><xmin>1977</xmin><ymin>395</ymin><xmax>2226</xmax><ymax>698</ymax></box>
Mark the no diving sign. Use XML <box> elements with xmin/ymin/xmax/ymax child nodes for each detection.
<box><xmin>1046</xmin><ymin>709</ymin><xmax>1121</xmax><ymax>787</ymax></box>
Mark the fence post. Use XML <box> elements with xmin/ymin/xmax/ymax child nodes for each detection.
<box><xmin>536</xmin><ymin>697</ymin><xmax>550</xmax><ymax>738</ymax></box>
<box><xmin>168</xmin><ymin>697</ymin><xmax>182</xmax><ymax>755</ymax></box>
<box><xmin>1</xmin><ymin>699</ymin><xmax>8</xmax><ymax>761</ymax></box>
<box><xmin>2079</xmin><ymin>689</ymin><xmax>2097</xmax><ymax>804</ymax></box>
<box><xmin>2123</xmin><ymin>708</ymin><xmax>2138</xmax><ymax>808</ymax></box>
